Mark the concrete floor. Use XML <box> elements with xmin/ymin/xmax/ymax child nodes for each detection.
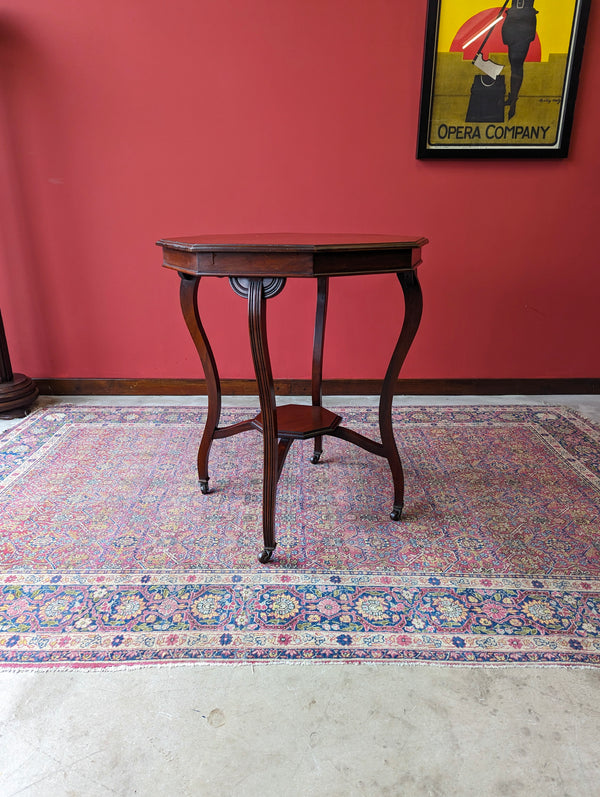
<box><xmin>1</xmin><ymin>395</ymin><xmax>599</xmax><ymax>797</ymax></box>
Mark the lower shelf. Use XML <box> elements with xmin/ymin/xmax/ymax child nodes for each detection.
<box><xmin>252</xmin><ymin>403</ymin><xmax>341</xmax><ymax>439</ymax></box>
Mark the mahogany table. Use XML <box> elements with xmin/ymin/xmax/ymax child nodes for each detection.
<box><xmin>157</xmin><ymin>234</ymin><xmax>427</xmax><ymax>563</ymax></box>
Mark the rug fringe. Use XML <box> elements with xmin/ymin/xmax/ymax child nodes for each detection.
<box><xmin>2</xmin><ymin>660</ymin><xmax>600</xmax><ymax>674</ymax></box>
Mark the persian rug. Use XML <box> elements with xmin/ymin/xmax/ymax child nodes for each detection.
<box><xmin>1</xmin><ymin>404</ymin><xmax>599</xmax><ymax>668</ymax></box>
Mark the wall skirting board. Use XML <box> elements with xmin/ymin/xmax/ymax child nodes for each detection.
<box><xmin>34</xmin><ymin>379</ymin><xmax>600</xmax><ymax>396</ymax></box>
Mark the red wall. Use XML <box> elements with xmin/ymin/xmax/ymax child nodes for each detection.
<box><xmin>0</xmin><ymin>0</ymin><xmax>598</xmax><ymax>382</ymax></box>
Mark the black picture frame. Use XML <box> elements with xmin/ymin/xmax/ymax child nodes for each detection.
<box><xmin>416</xmin><ymin>0</ymin><xmax>591</xmax><ymax>158</ymax></box>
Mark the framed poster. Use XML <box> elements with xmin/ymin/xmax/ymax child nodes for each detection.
<box><xmin>417</xmin><ymin>0</ymin><xmax>591</xmax><ymax>158</ymax></box>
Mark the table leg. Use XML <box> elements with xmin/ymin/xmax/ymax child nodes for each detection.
<box><xmin>311</xmin><ymin>276</ymin><xmax>329</xmax><ymax>464</ymax></box>
<box><xmin>179</xmin><ymin>274</ymin><xmax>222</xmax><ymax>494</ymax></box>
<box><xmin>380</xmin><ymin>270</ymin><xmax>423</xmax><ymax>520</ymax></box>
<box><xmin>247</xmin><ymin>278</ymin><xmax>279</xmax><ymax>563</ymax></box>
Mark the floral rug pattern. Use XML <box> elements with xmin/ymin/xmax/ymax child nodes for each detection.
<box><xmin>1</xmin><ymin>405</ymin><xmax>599</xmax><ymax>666</ymax></box>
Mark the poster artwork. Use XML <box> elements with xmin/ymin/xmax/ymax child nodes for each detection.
<box><xmin>419</xmin><ymin>0</ymin><xmax>590</xmax><ymax>156</ymax></box>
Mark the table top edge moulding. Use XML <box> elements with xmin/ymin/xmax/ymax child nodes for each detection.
<box><xmin>156</xmin><ymin>232</ymin><xmax>429</xmax><ymax>252</ymax></box>
<box><xmin>158</xmin><ymin>233</ymin><xmax>427</xmax><ymax>563</ymax></box>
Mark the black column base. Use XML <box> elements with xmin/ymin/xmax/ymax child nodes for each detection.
<box><xmin>0</xmin><ymin>374</ymin><xmax>39</xmax><ymax>418</ymax></box>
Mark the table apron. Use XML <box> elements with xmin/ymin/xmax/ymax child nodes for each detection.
<box><xmin>162</xmin><ymin>248</ymin><xmax>422</xmax><ymax>277</ymax></box>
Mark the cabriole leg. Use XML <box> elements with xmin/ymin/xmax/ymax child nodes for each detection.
<box><xmin>311</xmin><ymin>276</ymin><xmax>329</xmax><ymax>464</ymax></box>
<box><xmin>379</xmin><ymin>269</ymin><xmax>423</xmax><ymax>520</ymax></box>
<box><xmin>179</xmin><ymin>274</ymin><xmax>222</xmax><ymax>493</ymax></box>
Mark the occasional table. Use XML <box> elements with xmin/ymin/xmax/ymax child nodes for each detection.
<box><xmin>157</xmin><ymin>234</ymin><xmax>427</xmax><ymax>563</ymax></box>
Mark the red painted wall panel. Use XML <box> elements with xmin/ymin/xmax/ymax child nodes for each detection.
<box><xmin>0</xmin><ymin>0</ymin><xmax>598</xmax><ymax>381</ymax></box>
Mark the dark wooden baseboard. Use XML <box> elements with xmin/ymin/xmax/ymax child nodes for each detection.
<box><xmin>34</xmin><ymin>378</ymin><xmax>600</xmax><ymax>396</ymax></box>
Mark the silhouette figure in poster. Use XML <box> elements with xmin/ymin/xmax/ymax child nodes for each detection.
<box><xmin>502</xmin><ymin>0</ymin><xmax>538</xmax><ymax>118</ymax></box>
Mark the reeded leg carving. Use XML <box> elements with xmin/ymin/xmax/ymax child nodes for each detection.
<box><xmin>248</xmin><ymin>278</ymin><xmax>280</xmax><ymax>563</ymax></box>
<box><xmin>380</xmin><ymin>270</ymin><xmax>423</xmax><ymax>520</ymax></box>
<box><xmin>179</xmin><ymin>274</ymin><xmax>222</xmax><ymax>492</ymax></box>
<box><xmin>311</xmin><ymin>276</ymin><xmax>329</xmax><ymax>464</ymax></box>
